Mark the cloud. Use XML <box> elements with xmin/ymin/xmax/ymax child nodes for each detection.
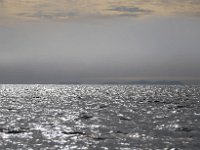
<box><xmin>107</xmin><ymin>6</ymin><xmax>152</xmax><ymax>16</ymax></box>
<box><xmin>17</xmin><ymin>11</ymin><xmax>78</xmax><ymax>20</ymax></box>
<box><xmin>16</xmin><ymin>6</ymin><xmax>150</xmax><ymax>21</ymax></box>
<box><xmin>1</xmin><ymin>0</ymin><xmax>200</xmax><ymax>24</ymax></box>
<box><xmin>108</xmin><ymin>6</ymin><xmax>149</xmax><ymax>13</ymax></box>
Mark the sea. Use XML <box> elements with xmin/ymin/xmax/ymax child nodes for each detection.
<box><xmin>0</xmin><ymin>84</ymin><xmax>199</xmax><ymax>150</ymax></box>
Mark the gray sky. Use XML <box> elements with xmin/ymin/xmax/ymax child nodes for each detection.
<box><xmin>0</xmin><ymin>0</ymin><xmax>200</xmax><ymax>83</ymax></box>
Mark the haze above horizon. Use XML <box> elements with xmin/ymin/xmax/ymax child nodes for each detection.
<box><xmin>0</xmin><ymin>0</ymin><xmax>200</xmax><ymax>83</ymax></box>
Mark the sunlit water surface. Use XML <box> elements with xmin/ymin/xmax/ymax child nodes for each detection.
<box><xmin>0</xmin><ymin>85</ymin><xmax>200</xmax><ymax>150</ymax></box>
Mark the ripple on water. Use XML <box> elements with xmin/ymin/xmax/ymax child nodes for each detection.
<box><xmin>0</xmin><ymin>84</ymin><xmax>200</xmax><ymax>149</ymax></box>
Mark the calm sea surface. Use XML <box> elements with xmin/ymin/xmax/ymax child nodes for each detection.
<box><xmin>0</xmin><ymin>85</ymin><xmax>200</xmax><ymax>150</ymax></box>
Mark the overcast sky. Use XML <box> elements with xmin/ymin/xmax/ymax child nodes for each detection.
<box><xmin>0</xmin><ymin>0</ymin><xmax>200</xmax><ymax>83</ymax></box>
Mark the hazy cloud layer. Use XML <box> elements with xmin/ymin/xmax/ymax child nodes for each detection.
<box><xmin>1</xmin><ymin>0</ymin><xmax>200</xmax><ymax>24</ymax></box>
<box><xmin>0</xmin><ymin>17</ymin><xmax>200</xmax><ymax>83</ymax></box>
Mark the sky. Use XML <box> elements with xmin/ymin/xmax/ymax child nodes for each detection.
<box><xmin>0</xmin><ymin>0</ymin><xmax>200</xmax><ymax>83</ymax></box>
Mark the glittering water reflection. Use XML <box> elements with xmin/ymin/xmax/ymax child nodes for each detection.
<box><xmin>0</xmin><ymin>84</ymin><xmax>200</xmax><ymax>149</ymax></box>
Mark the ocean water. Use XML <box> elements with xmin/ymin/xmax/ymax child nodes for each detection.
<box><xmin>0</xmin><ymin>84</ymin><xmax>199</xmax><ymax>150</ymax></box>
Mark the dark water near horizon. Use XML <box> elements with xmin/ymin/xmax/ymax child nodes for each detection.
<box><xmin>0</xmin><ymin>84</ymin><xmax>200</xmax><ymax>150</ymax></box>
